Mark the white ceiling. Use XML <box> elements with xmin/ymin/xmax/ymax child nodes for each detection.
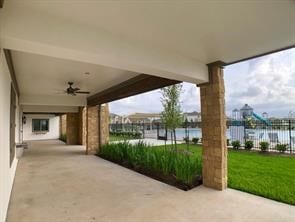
<box><xmin>1</xmin><ymin>0</ymin><xmax>294</xmax><ymax>107</ymax></box>
<box><xmin>11</xmin><ymin>50</ymin><xmax>138</xmax><ymax>100</ymax></box>
<box><xmin>9</xmin><ymin>0</ymin><xmax>295</xmax><ymax>63</ymax></box>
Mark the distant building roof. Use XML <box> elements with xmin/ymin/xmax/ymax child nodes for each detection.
<box><xmin>240</xmin><ymin>104</ymin><xmax>253</xmax><ymax>111</ymax></box>
<box><xmin>184</xmin><ymin>111</ymin><xmax>201</xmax><ymax>116</ymax></box>
<box><xmin>127</xmin><ymin>112</ymin><xmax>161</xmax><ymax>119</ymax></box>
<box><xmin>233</xmin><ymin>108</ymin><xmax>239</xmax><ymax>112</ymax></box>
<box><xmin>110</xmin><ymin>113</ymin><xmax>120</xmax><ymax>117</ymax></box>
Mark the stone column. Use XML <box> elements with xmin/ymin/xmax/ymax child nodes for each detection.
<box><xmin>60</xmin><ymin>114</ymin><xmax>67</xmax><ymax>138</ymax></box>
<box><xmin>86</xmin><ymin>104</ymin><xmax>109</xmax><ymax>154</ymax></box>
<box><xmin>86</xmin><ymin>106</ymin><xmax>99</xmax><ymax>154</ymax></box>
<box><xmin>99</xmin><ymin>104</ymin><xmax>109</xmax><ymax>147</ymax></box>
<box><xmin>78</xmin><ymin>106</ymin><xmax>87</xmax><ymax>145</ymax></box>
<box><xmin>199</xmin><ymin>61</ymin><xmax>227</xmax><ymax>190</ymax></box>
<box><xmin>66</xmin><ymin>113</ymin><xmax>79</xmax><ymax>145</ymax></box>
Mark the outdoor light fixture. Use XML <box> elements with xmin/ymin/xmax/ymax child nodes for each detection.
<box><xmin>22</xmin><ymin>116</ymin><xmax>26</xmax><ymax>124</ymax></box>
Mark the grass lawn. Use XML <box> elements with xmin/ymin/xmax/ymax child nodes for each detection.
<box><xmin>155</xmin><ymin>144</ymin><xmax>295</xmax><ymax>205</ymax></box>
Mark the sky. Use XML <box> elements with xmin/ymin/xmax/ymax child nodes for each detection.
<box><xmin>109</xmin><ymin>48</ymin><xmax>295</xmax><ymax>118</ymax></box>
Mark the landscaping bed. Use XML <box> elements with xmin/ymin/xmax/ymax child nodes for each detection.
<box><xmin>97</xmin><ymin>142</ymin><xmax>202</xmax><ymax>190</ymax></box>
<box><xmin>97</xmin><ymin>142</ymin><xmax>295</xmax><ymax>205</ymax></box>
<box><xmin>156</xmin><ymin>144</ymin><xmax>295</xmax><ymax>205</ymax></box>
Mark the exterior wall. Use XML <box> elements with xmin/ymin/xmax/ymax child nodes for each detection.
<box><xmin>0</xmin><ymin>49</ymin><xmax>19</xmax><ymax>222</ymax></box>
<box><xmin>23</xmin><ymin>114</ymin><xmax>60</xmax><ymax>141</ymax></box>
<box><xmin>199</xmin><ymin>63</ymin><xmax>227</xmax><ymax>190</ymax></box>
<box><xmin>66</xmin><ymin>113</ymin><xmax>79</xmax><ymax>145</ymax></box>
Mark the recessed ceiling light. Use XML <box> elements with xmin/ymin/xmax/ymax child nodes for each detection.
<box><xmin>84</xmin><ymin>72</ymin><xmax>90</xmax><ymax>75</ymax></box>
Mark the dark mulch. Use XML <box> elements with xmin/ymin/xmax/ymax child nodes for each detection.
<box><xmin>96</xmin><ymin>154</ymin><xmax>202</xmax><ymax>191</ymax></box>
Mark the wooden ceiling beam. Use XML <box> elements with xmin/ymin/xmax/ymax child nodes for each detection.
<box><xmin>87</xmin><ymin>74</ymin><xmax>181</xmax><ymax>106</ymax></box>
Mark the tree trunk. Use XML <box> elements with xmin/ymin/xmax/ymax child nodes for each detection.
<box><xmin>173</xmin><ymin>129</ymin><xmax>177</xmax><ymax>151</ymax></box>
<box><xmin>170</xmin><ymin>131</ymin><xmax>174</xmax><ymax>150</ymax></box>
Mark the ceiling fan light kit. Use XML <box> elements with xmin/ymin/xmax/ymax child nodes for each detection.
<box><xmin>66</xmin><ymin>82</ymin><xmax>90</xmax><ymax>96</ymax></box>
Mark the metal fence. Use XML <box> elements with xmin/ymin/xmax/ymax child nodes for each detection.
<box><xmin>227</xmin><ymin>119</ymin><xmax>295</xmax><ymax>153</ymax></box>
<box><xmin>109</xmin><ymin>119</ymin><xmax>295</xmax><ymax>154</ymax></box>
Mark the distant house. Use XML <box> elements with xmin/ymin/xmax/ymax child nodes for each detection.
<box><xmin>110</xmin><ymin>113</ymin><xmax>131</xmax><ymax>124</ymax></box>
<box><xmin>183</xmin><ymin>111</ymin><xmax>201</xmax><ymax>122</ymax></box>
<box><xmin>126</xmin><ymin>113</ymin><xmax>161</xmax><ymax>124</ymax></box>
<box><xmin>110</xmin><ymin>112</ymin><xmax>161</xmax><ymax>124</ymax></box>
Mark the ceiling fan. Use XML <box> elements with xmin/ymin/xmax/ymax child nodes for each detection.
<box><xmin>65</xmin><ymin>82</ymin><xmax>90</xmax><ymax>96</ymax></box>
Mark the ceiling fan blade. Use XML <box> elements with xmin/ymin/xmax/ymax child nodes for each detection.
<box><xmin>75</xmin><ymin>91</ymin><xmax>90</xmax><ymax>94</ymax></box>
<box><xmin>73</xmin><ymin>87</ymin><xmax>80</xmax><ymax>91</ymax></box>
<box><xmin>52</xmin><ymin>90</ymin><xmax>67</xmax><ymax>94</ymax></box>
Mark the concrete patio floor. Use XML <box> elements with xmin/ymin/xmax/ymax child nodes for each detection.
<box><xmin>7</xmin><ymin>140</ymin><xmax>295</xmax><ymax>222</ymax></box>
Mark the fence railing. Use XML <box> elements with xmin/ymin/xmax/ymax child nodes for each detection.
<box><xmin>109</xmin><ymin>119</ymin><xmax>295</xmax><ymax>154</ymax></box>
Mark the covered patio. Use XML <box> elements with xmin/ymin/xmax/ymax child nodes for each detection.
<box><xmin>0</xmin><ymin>1</ymin><xmax>294</xmax><ymax>221</ymax></box>
<box><xmin>7</xmin><ymin>140</ymin><xmax>295</xmax><ymax>222</ymax></box>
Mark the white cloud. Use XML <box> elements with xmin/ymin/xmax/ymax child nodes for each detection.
<box><xmin>110</xmin><ymin>48</ymin><xmax>295</xmax><ymax>117</ymax></box>
<box><xmin>109</xmin><ymin>82</ymin><xmax>200</xmax><ymax>115</ymax></box>
<box><xmin>225</xmin><ymin>48</ymin><xmax>295</xmax><ymax>117</ymax></box>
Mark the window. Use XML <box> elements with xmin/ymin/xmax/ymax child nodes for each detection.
<box><xmin>32</xmin><ymin>119</ymin><xmax>49</xmax><ymax>132</ymax></box>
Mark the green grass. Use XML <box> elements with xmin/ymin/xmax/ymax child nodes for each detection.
<box><xmin>154</xmin><ymin>144</ymin><xmax>295</xmax><ymax>205</ymax></box>
<box><xmin>228</xmin><ymin>150</ymin><xmax>295</xmax><ymax>205</ymax></box>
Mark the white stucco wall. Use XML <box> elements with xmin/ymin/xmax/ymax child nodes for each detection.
<box><xmin>0</xmin><ymin>49</ymin><xmax>19</xmax><ymax>222</ymax></box>
<box><xmin>23</xmin><ymin>114</ymin><xmax>60</xmax><ymax>141</ymax></box>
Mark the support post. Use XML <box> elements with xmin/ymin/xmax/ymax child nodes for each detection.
<box><xmin>198</xmin><ymin>61</ymin><xmax>227</xmax><ymax>190</ymax></box>
<box><xmin>66</xmin><ymin>113</ymin><xmax>79</xmax><ymax>145</ymax></box>
<box><xmin>86</xmin><ymin>104</ymin><xmax>109</xmax><ymax>155</ymax></box>
<box><xmin>99</xmin><ymin>104</ymin><xmax>110</xmax><ymax>149</ymax></box>
<box><xmin>86</xmin><ymin>106</ymin><xmax>99</xmax><ymax>154</ymax></box>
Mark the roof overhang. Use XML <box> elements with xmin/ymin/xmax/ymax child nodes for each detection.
<box><xmin>87</xmin><ymin>74</ymin><xmax>181</xmax><ymax>106</ymax></box>
<box><xmin>0</xmin><ymin>1</ymin><xmax>294</xmax><ymax>107</ymax></box>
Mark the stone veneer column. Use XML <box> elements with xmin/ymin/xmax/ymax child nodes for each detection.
<box><xmin>87</xmin><ymin>106</ymin><xmax>99</xmax><ymax>154</ymax></box>
<box><xmin>86</xmin><ymin>104</ymin><xmax>109</xmax><ymax>154</ymax></box>
<box><xmin>99</xmin><ymin>104</ymin><xmax>110</xmax><ymax>148</ymax></box>
<box><xmin>59</xmin><ymin>114</ymin><xmax>67</xmax><ymax>138</ymax></box>
<box><xmin>66</xmin><ymin>113</ymin><xmax>79</xmax><ymax>145</ymax></box>
<box><xmin>78</xmin><ymin>107</ymin><xmax>87</xmax><ymax>145</ymax></box>
<box><xmin>199</xmin><ymin>61</ymin><xmax>227</xmax><ymax>190</ymax></box>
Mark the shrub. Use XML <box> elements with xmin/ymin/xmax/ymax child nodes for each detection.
<box><xmin>192</xmin><ymin>137</ymin><xmax>199</xmax><ymax>144</ymax></box>
<box><xmin>110</xmin><ymin>131</ymin><xmax>142</xmax><ymax>139</ymax></box>
<box><xmin>244</xmin><ymin>140</ymin><xmax>254</xmax><ymax>150</ymax></box>
<box><xmin>231</xmin><ymin>140</ymin><xmax>241</xmax><ymax>149</ymax></box>
<box><xmin>99</xmin><ymin>141</ymin><xmax>202</xmax><ymax>186</ymax></box>
<box><xmin>259</xmin><ymin>141</ymin><xmax>269</xmax><ymax>152</ymax></box>
<box><xmin>276</xmin><ymin>144</ymin><xmax>288</xmax><ymax>153</ymax></box>
<box><xmin>183</xmin><ymin>136</ymin><xmax>190</xmax><ymax>144</ymax></box>
<box><xmin>227</xmin><ymin>139</ymin><xmax>230</xmax><ymax>146</ymax></box>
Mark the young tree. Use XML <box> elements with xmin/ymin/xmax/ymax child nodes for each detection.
<box><xmin>160</xmin><ymin>84</ymin><xmax>183</xmax><ymax>149</ymax></box>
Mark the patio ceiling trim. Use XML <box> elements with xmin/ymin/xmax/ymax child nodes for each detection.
<box><xmin>87</xmin><ymin>74</ymin><xmax>181</xmax><ymax>106</ymax></box>
<box><xmin>227</xmin><ymin>45</ymin><xmax>295</xmax><ymax>65</ymax></box>
<box><xmin>3</xmin><ymin>49</ymin><xmax>20</xmax><ymax>97</ymax></box>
